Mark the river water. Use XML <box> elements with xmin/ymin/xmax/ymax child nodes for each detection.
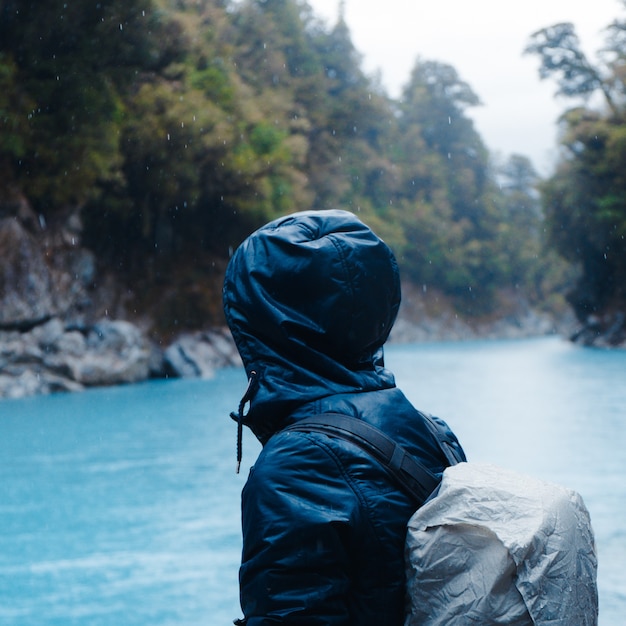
<box><xmin>0</xmin><ymin>337</ymin><xmax>624</xmax><ymax>625</ymax></box>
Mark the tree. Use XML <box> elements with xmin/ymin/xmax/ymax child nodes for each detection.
<box><xmin>393</xmin><ymin>60</ymin><xmax>509</xmax><ymax>311</ymax></box>
<box><xmin>493</xmin><ymin>154</ymin><xmax>557</xmax><ymax>300</ymax></box>
<box><xmin>526</xmin><ymin>8</ymin><xmax>626</xmax><ymax>320</ymax></box>
<box><xmin>0</xmin><ymin>0</ymin><xmax>171</xmax><ymax>212</ymax></box>
<box><xmin>525</xmin><ymin>22</ymin><xmax>619</xmax><ymax>116</ymax></box>
<box><xmin>0</xmin><ymin>0</ymin><xmax>554</xmax><ymax>332</ymax></box>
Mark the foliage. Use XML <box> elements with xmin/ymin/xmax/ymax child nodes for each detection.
<box><xmin>525</xmin><ymin>22</ymin><xmax>619</xmax><ymax>115</ymax></box>
<box><xmin>390</xmin><ymin>60</ymin><xmax>507</xmax><ymax>311</ymax></box>
<box><xmin>0</xmin><ymin>0</ymin><xmax>550</xmax><ymax>329</ymax></box>
<box><xmin>526</xmin><ymin>3</ymin><xmax>626</xmax><ymax>319</ymax></box>
<box><xmin>0</xmin><ymin>0</ymin><xmax>172</xmax><ymax>209</ymax></box>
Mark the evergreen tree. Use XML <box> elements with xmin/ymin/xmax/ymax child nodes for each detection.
<box><xmin>526</xmin><ymin>4</ymin><xmax>626</xmax><ymax>321</ymax></box>
<box><xmin>0</xmin><ymin>0</ymin><xmax>169</xmax><ymax>211</ymax></box>
<box><xmin>393</xmin><ymin>60</ymin><xmax>505</xmax><ymax>310</ymax></box>
<box><xmin>0</xmin><ymin>0</ymin><xmax>553</xmax><ymax>331</ymax></box>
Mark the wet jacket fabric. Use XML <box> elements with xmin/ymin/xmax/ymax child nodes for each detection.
<box><xmin>223</xmin><ymin>210</ymin><xmax>465</xmax><ymax>625</ymax></box>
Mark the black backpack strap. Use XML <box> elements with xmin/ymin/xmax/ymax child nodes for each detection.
<box><xmin>284</xmin><ymin>413</ymin><xmax>442</xmax><ymax>503</ymax></box>
<box><xmin>418</xmin><ymin>411</ymin><xmax>465</xmax><ymax>466</ymax></box>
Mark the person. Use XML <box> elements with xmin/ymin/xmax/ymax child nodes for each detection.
<box><xmin>222</xmin><ymin>209</ymin><xmax>465</xmax><ymax>625</ymax></box>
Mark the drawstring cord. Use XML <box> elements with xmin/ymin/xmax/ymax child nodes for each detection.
<box><xmin>230</xmin><ymin>370</ymin><xmax>258</xmax><ymax>473</ymax></box>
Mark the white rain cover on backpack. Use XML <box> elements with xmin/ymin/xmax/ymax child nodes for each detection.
<box><xmin>404</xmin><ymin>463</ymin><xmax>598</xmax><ymax>626</ymax></box>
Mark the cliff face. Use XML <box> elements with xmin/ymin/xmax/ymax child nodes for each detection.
<box><xmin>0</xmin><ymin>204</ymin><xmax>240</xmax><ymax>399</ymax></box>
<box><xmin>0</xmin><ymin>204</ymin><xmax>96</xmax><ymax>331</ymax></box>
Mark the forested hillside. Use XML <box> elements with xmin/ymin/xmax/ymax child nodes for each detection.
<box><xmin>526</xmin><ymin>3</ymin><xmax>626</xmax><ymax>344</ymax></box>
<box><xmin>0</xmin><ymin>0</ymin><xmax>565</xmax><ymax>335</ymax></box>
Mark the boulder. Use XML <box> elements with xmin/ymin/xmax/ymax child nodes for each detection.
<box><xmin>0</xmin><ymin>318</ymin><xmax>153</xmax><ymax>398</ymax></box>
<box><xmin>163</xmin><ymin>328</ymin><xmax>241</xmax><ymax>378</ymax></box>
<box><xmin>0</xmin><ymin>317</ymin><xmax>241</xmax><ymax>399</ymax></box>
<box><xmin>0</xmin><ymin>369</ymin><xmax>84</xmax><ymax>399</ymax></box>
<box><xmin>571</xmin><ymin>312</ymin><xmax>626</xmax><ymax>348</ymax></box>
<box><xmin>44</xmin><ymin>320</ymin><xmax>152</xmax><ymax>386</ymax></box>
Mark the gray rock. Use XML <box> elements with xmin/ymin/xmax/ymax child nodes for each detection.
<box><xmin>0</xmin><ymin>213</ymin><xmax>99</xmax><ymax>333</ymax></box>
<box><xmin>163</xmin><ymin>329</ymin><xmax>241</xmax><ymax>378</ymax></box>
<box><xmin>30</xmin><ymin>317</ymin><xmax>66</xmax><ymax>347</ymax></box>
<box><xmin>571</xmin><ymin>312</ymin><xmax>626</xmax><ymax>348</ymax></box>
<box><xmin>0</xmin><ymin>371</ymin><xmax>44</xmax><ymax>400</ymax></box>
<box><xmin>0</xmin><ymin>318</ymin><xmax>153</xmax><ymax>398</ymax></box>
<box><xmin>0</xmin><ymin>218</ymin><xmax>55</xmax><ymax>329</ymax></box>
<box><xmin>66</xmin><ymin>320</ymin><xmax>151</xmax><ymax>385</ymax></box>
<box><xmin>0</xmin><ymin>368</ymin><xmax>84</xmax><ymax>399</ymax></box>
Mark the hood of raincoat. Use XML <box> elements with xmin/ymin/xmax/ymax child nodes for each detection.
<box><xmin>222</xmin><ymin>209</ymin><xmax>401</xmax><ymax>444</ymax></box>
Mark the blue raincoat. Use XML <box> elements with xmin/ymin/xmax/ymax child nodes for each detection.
<box><xmin>223</xmin><ymin>210</ymin><xmax>465</xmax><ymax>625</ymax></box>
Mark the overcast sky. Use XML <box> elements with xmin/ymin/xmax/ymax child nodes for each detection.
<box><xmin>307</xmin><ymin>0</ymin><xmax>624</xmax><ymax>174</ymax></box>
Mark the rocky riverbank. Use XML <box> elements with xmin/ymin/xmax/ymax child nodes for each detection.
<box><xmin>0</xmin><ymin>208</ymin><xmax>240</xmax><ymax>400</ymax></box>
<box><xmin>0</xmin><ymin>302</ymin><xmax>567</xmax><ymax>400</ymax></box>
<box><xmin>389</xmin><ymin>283</ymin><xmax>568</xmax><ymax>344</ymax></box>
<box><xmin>0</xmin><ymin>208</ymin><xmax>617</xmax><ymax>401</ymax></box>
<box><xmin>0</xmin><ymin>319</ymin><xmax>242</xmax><ymax>400</ymax></box>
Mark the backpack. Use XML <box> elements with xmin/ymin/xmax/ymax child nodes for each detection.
<box><xmin>286</xmin><ymin>413</ymin><xmax>598</xmax><ymax>626</ymax></box>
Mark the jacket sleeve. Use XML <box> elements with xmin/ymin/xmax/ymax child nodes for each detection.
<box><xmin>238</xmin><ymin>431</ymin><xmax>359</xmax><ymax>625</ymax></box>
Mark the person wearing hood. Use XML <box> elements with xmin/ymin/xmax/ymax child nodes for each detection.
<box><xmin>223</xmin><ymin>209</ymin><xmax>465</xmax><ymax>625</ymax></box>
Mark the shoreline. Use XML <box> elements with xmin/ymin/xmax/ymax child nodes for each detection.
<box><xmin>2</xmin><ymin>214</ymin><xmax>623</xmax><ymax>401</ymax></box>
<box><xmin>0</xmin><ymin>306</ymin><xmax>577</xmax><ymax>402</ymax></box>
<box><xmin>2</xmin><ymin>271</ymin><xmax>623</xmax><ymax>402</ymax></box>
